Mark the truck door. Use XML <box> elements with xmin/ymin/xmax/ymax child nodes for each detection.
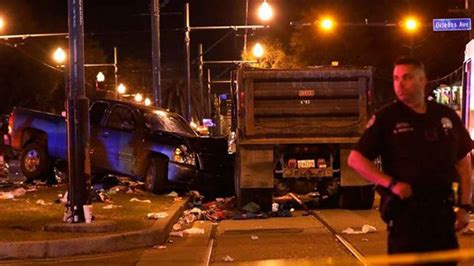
<box><xmin>89</xmin><ymin>101</ymin><xmax>110</xmax><ymax>172</ymax></box>
<box><xmin>102</xmin><ymin>105</ymin><xmax>139</xmax><ymax>175</ymax></box>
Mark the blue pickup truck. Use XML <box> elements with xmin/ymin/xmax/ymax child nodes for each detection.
<box><xmin>8</xmin><ymin>99</ymin><xmax>233</xmax><ymax>195</ymax></box>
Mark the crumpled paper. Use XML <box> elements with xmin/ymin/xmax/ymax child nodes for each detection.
<box><xmin>342</xmin><ymin>224</ymin><xmax>377</xmax><ymax>234</ymax></box>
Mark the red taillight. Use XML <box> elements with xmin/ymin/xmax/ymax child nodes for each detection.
<box><xmin>288</xmin><ymin>159</ymin><xmax>297</xmax><ymax>169</ymax></box>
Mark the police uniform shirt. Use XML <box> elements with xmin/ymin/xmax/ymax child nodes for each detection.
<box><xmin>355</xmin><ymin>100</ymin><xmax>472</xmax><ymax>191</ymax></box>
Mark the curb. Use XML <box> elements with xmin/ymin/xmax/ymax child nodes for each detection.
<box><xmin>0</xmin><ymin>197</ymin><xmax>190</xmax><ymax>259</ymax></box>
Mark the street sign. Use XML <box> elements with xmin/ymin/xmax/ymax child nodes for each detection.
<box><xmin>433</xmin><ymin>18</ymin><xmax>471</xmax><ymax>32</ymax></box>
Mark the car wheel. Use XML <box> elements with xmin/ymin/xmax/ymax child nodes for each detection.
<box><xmin>20</xmin><ymin>143</ymin><xmax>50</xmax><ymax>182</ymax></box>
<box><xmin>145</xmin><ymin>157</ymin><xmax>168</xmax><ymax>194</ymax></box>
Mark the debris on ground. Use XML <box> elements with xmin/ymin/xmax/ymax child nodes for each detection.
<box><xmin>183</xmin><ymin>227</ymin><xmax>205</xmax><ymax>235</ymax></box>
<box><xmin>169</xmin><ymin>231</ymin><xmax>185</xmax><ymax>238</ymax></box>
<box><xmin>251</xmin><ymin>235</ymin><xmax>259</xmax><ymax>240</ymax></box>
<box><xmin>147</xmin><ymin>212</ymin><xmax>169</xmax><ymax>219</ymax></box>
<box><xmin>102</xmin><ymin>204</ymin><xmax>123</xmax><ymax>209</ymax></box>
<box><xmin>0</xmin><ymin>192</ymin><xmax>14</xmax><ymax>200</ymax></box>
<box><xmin>130</xmin><ymin>198</ymin><xmax>151</xmax><ymax>203</ymax></box>
<box><xmin>36</xmin><ymin>199</ymin><xmax>52</xmax><ymax>206</ymax></box>
<box><xmin>167</xmin><ymin>191</ymin><xmax>179</xmax><ymax>197</ymax></box>
<box><xmin>241</xmin><ymin>202</ymin><xmax>261</xmax><ymax>213</ymax></box>
<box><xmin>223</xmin><ymin>255</ymin><xmax>235</xmax><ymax>262</ymax></box>
<box><xmin>153</xmin><ymin>245</ymin><xmax>167</xmax><ymax>250</ymax></box>
<box><xmin>342</xmin><ymin>225</ymin><xmax>377</xmax><ymax>235</ymax></box>
<box><xmin>463</xmin><ymin>228</ymin><xmax>474</xmax><ymax>235</ymax></box>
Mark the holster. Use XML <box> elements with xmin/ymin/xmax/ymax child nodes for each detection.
<box><xmin>376</xmin><ymin>185</ymin><xmax>402</xmax><ymax>223</ymax></box>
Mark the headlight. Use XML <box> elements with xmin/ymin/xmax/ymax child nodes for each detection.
<box><xmin>172</xmin><ymin>145</ymin><xmax>196</xmax><ymax>166</ymax></box>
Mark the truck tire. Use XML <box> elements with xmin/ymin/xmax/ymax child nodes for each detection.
<box><xmin>20</xmin><ymin>143</ymin><xmax>50</xmax><ymax>182</ymax></box>
<box><xmin>144</xmin><ymin>157</ymin><xmax>168</xmax><ymax>194</ymax></box>
<box><xmin>338</xmin><ymin>185</ymin><xmax>375</xmax><ymax>210</ymax></box>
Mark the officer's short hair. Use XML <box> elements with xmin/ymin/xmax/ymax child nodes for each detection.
<box><xmin>394</xmin><ymin>57</ymin><xmax>425</xmax><ymax>72</ymax></box>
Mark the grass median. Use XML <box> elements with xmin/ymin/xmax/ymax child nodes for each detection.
<box><xmin>0</xmin><ymin>184</ymin><xmax>177</xmax><ymax>242</ymax></box>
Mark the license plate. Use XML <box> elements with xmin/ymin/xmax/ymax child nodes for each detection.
<box><xmin>298</xmin><ymin>159</ymin><xmax>315</xmax><ymax>168</ymax></box>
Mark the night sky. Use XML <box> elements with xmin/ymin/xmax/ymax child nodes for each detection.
<box><xmin>0</xmin><ymin>0</ymin><xmax>471</xmax><ymax>114</ymax></box>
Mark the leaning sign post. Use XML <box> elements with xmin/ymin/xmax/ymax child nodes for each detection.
<box><xmin>433</xmin><ymin>18</ymin><xmax>472</xmax><ymax>32</ymax></box>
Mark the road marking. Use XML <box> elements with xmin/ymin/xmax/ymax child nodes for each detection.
<box><xmin>205</xmin><ymin>223</ymin><xmax>217</xmax><ymax>266</ymax></box>
<box><xmin>309</xmin><ymin>213</ymin><xmax>368</xmax><ymax>266</ymax></box>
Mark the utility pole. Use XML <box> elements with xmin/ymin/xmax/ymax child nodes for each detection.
<box><xmin>151</xmin><ymin>0</ymin><xmax>162</xmax><ymax>107</ymax></box>
<box><xmin>199</xmin><ymin>44</ymin><xmax>205</xmax><ymax>118</ymax></box>
<box><xmin>67</xmin><ymin>0</ymin><xmax>90</xmax><ymax>223</ymax></box>
<box><xmin>468</xmin><ymin>0</ymin><xmax>474</xmax><ymax>40</ymax></box>
<box><xmin>184</xmin><ymin>2</ymin><xmax>192</xmax><ymax>122</ymax></box>
<box><xmin>114</xmin><ymin>47</ymin><xmax>118</xmax><ymax>90</ymax></box>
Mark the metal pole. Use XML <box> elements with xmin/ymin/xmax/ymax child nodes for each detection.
<box><xmin>468</xmin><ymin>0</ymin><xmax>474</xmax><ymax>40</ymax></box>
<box><xmin>243</xmin><ymin>0</ymin><xmax>249</xmax><ymax>52</ymax></box>
<box><xmin>151</xmin><ymin>0</ymin><xmax>162</xmax><ymax>107</ymax></box>
<box><xmin>207</xmin><ymin>68</ymin><xmax>212</xmax><ymax>118</ymax></box>
<box><xmin>184</xmin><ymin>2</ymin><xmax>192</xmax><ymax>122</ymax></box>
<box><xmin>199</xmin><ymin>44</ymin><xmax>205</xmax><ymax>118</ymax></box>
<box><xmin>114</xmin><ymin>47</ymin><xmax>118</xmax><ymax>91</ymax></box>
<box><xmin>67</xmin><ymin>0</ymin><xmax>90</xmax><ymax>223</ymax></box>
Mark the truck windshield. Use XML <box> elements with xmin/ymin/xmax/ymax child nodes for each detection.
<box><xmin>144</xmin><ymin>110</ymin><xmax>197</xmax><ymax>137</ymax></box>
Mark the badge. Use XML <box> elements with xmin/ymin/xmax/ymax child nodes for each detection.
<box><xmin>393</xmin><ymin>122</ymin><xmax>414</xmax><ymax>134</ymax></box>
<box><xmin>441</xmin><ymin>117</ymin><xmax>453</xmax><ymax>129</ymax></box>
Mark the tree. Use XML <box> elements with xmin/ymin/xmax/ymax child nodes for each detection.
<box><xmin>242</xmin><ymin>39</ymin><xmax>300</xmax><ymax>69</ymax></box>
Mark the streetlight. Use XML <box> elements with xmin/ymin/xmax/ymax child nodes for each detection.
<box><xmin>117</xmin><ymin>83</ymin><xmax>127</xmax><ymax>95</ymax></box>
<box><xmin>320</xmin><ymin>18</ymin><xmax>335</xmax><ymax>32</ymax></box>
<box><xmin>96</xmin><ymin>72</ymin><xmax>105</xmax><ymax>82</ymax></box>
<box><xmin>402</xmin><ymin>17</ymin><xmax>419</xmax><ymax>33</ymax></box>
<box><xmin>258</xmin><ymin>0</ymin><xmax>273</xmax><ymax>21</ymax></box>
<box><xmin>252</xmin><ymin>42</ymin><xmax>264</xmax><ymax>58</ymax></box>
<box><xmin>53</xmin><ymin>47</ymin><xmax>67</xmax><ymax>65</ymax></box>
<box><xmin>144</xmin><ymin>97</ymin><xmax>152</xmax><ymax>106</ymax></box>
<box><xmin>134</xmin><ymin>93</ymin><xmax>143</xmax><ymax>103</ymax></box>
<box><xmin>0</xmin><ymin>16</ymin><xmax>4</xmax><ymax>31</ymax></box>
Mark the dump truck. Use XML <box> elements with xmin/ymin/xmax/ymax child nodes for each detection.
<box><xmin>229</xmin><ymin>66</ymin><xmax>376</xmax><ymax>210</ymax></box>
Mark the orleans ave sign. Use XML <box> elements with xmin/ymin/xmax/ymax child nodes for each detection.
<box><xmin>433</xmin><ymin>18</ymin><xmax>471</xmax><ymax>32</ymax></box>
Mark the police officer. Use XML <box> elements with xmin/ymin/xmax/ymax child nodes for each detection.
<box><xmin>348</xmin><ymin>57</ymin><xmax>472</xmax><ymax>260</ymax></box>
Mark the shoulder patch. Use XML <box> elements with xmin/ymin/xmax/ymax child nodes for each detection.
<box><xmin>366</xmin><ymin>115</ymin><xmax>376</xmax><ymax>128</ymax></box>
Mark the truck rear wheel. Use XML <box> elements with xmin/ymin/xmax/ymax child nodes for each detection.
<box><xmin>144</xmin><ymin>157</ymin><xmax>168</xmax><ymax>194</ymax></box>
<box><xmin>20</xmin><ymin>143</ymin><xmax>50</xmax><ymax>182</ymax></box>
<box><xmin>338</xmin><ymin>185</ymin><xmax>375</xmax><ymax>210</ymax></box>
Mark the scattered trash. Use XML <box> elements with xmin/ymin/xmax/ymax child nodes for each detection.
<box><xmin>223</xmin><ymin>255</ymin><xmax>234</xmax><ymax>262</ymax></box>
<box><xmin>241</xmin><ymin>202</ymin><xmax>261</xmax><ymax>213</ymax></box>
<box><xmin>272</xmin><ymin>202</ymin><xmax>279</xmax><ymax>212</ymax></box>
<box><xmin>147</xmin><ymin>212</ymin><xmax>169</xmax><ymax>219</ymax></box>
<box><xmin>342</xmin><ymin>225</ymin><xmax>377</xmax><ymax>235</ymax></box>
<box><xmin>36</xmin><ymin>199</ymin><xmax>52</xmax><ymax>206</ymax></box>
<box><xmin>0</xmin><ymin>192</ymin><xmax>14</xmax><ymax>200</ymax></box>
<box><xmin>173</xmin><ymin>223</ymin><xmax>182</xmax><ymax>231</ymax></box>
<box><xmin>167</xmin><ymin>191</ymin><xmax>179</xmax><ymax>197</ymax></box>
<box><xmin>251</xmin><ymin>235</ymin><xmax>259</xmax><ymax>240</ymax></box>
<box><xmin>168</xmin><ymin>239</ymin><xmax>174</xmax><ymax>244</ymax></box>
<box><xmin>102</xmin><ymin>204</ymin><xmax>123</xmax><ymax>209</ymax></box>
<box><xmin>153</xmin><ymin>245</ymin><xmax>167</xmax><ymax>249</ymax></box>
<box><xmin>11</xmin><ymin>187</ymin><xmax>26</xmax><ymax>197</ymax></box>
<box><xmin>169</xmin><ymin>231</ymin><xmax>184</xmax><ymax>237</ymax></box>
<box><xmin>362</xmin><ymin>238</ymin><xmax>369</xmax><ymax>242</ymax></box>
<box><xmin>130</xmin><ymin>198</ymin><xmax>151</xmax><ymax>203</ymax></box>
<box><xmin>184</xmin><ymin>227</ymin><xmax>205</xmax><ymax>235</ymax></box>
<box><xmin>173</xmin><ymin>197</ymin><xmax>183</xmax><ymax>202</ymax></box>
<box><xmin>462</xmin><ymin>228</ymin><xmax>474</xmax><ymax>235</ymax></box>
